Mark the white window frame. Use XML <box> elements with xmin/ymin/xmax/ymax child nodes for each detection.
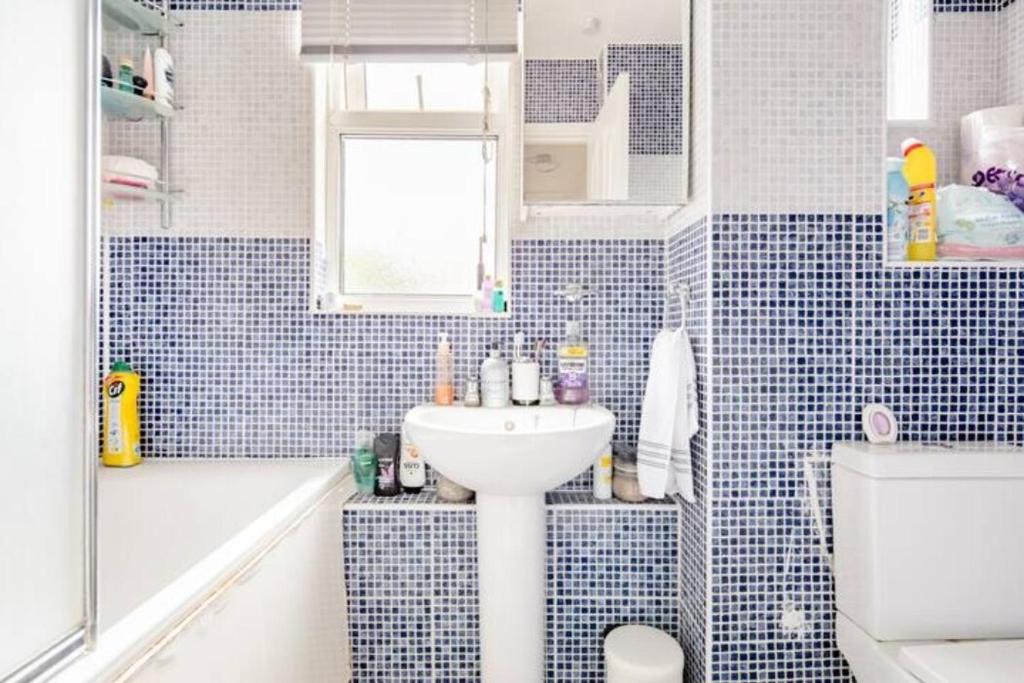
<box><xmin>313</xmin><ymin>69</ymin><xmax>512</xmax><ymax>316</ymax></box>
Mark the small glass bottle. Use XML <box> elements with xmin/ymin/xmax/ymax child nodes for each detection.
<box><xmin>464</xmin><ymin>379</ymin><xmax>481</xmax><ymax>407</ymax></box>
<box><xmin>118</xmin><ymin>57</ymin><xmax>135</xmax><ymax>93</ymax></box>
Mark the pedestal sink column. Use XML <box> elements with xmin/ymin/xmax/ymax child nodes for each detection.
<box><xmin>475</xmin><ymin>492</ymin><xmax>547</xmax><ymax>683</ymax></box>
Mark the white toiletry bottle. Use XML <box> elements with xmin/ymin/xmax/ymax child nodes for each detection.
<box><xmin>480</xmin><ymin>343</ymin><xmax>510</xmax><ymax>408</ymax></box>
<box><xmin>153</xmin><ymin>48</ymin><xmax>175</xmax><ymax>108</ymax></box>
<box><xmin>593</xmin><ymin>444</ymin><xmax>613</xmax><ymax>500</ymax></box>
<box><xmin>399</xmin><ymin>427</ymin><xmax>425</xmax><ymax>493</ymax></box>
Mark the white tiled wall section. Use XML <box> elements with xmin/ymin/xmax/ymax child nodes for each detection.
<box><xmin>887</xmin><ymin>13</ymin><xmax>1002</xmax><ymax>185</ymax></box>
<box><xmin>103</xmin><ymin>11</ymin><xmax>672</xmax><ymax>240</ymax></box>
<box><xmin>104</xmin><ymin>12</ymin><xmax>312</xmax><ymax>237</ymax></box>
<box><xmin>1004</xmin><ymin>0</ymin><xmax>1024</xmax><ymax>104</ymax></box>
<box><xmin>710</xmin><ymin>0</ymin><xmax>886</xmax><ymax>215</ymax></box>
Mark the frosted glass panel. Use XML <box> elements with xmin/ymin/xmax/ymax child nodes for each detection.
<box><xmin>888</xmin><ymin>0</ymin><xmax>931</xmax><ymax>121</ymax></box>
<box><xmin>0</xmin><ymin>0</ymin><xmax>91</xmax><ymax>677</ymax></box>
<box><xmin>341</xmin><ymin>136</ymin><xmax>497</xmax><ymax>296</ymax></box>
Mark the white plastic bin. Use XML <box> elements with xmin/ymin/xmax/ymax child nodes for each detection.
<box><xmin>604</xmin><ymin>624</ymin><xmax>684</xmax><ymax>682</ymax></box>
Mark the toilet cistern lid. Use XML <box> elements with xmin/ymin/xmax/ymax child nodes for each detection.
<box><xmin>898</xmin><ymin>639</ymin><xmax>1024</xmax><ymax>683</ymax></box>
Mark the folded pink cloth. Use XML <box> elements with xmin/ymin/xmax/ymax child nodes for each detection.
<box><xmin>938</xmin><ymin>243</ymin><xmax>1024</xmax><ymax>260</ymax></box>
<box><xmin>103</xmin><ymin>174</ymin><xmax>153</xmax><ymax>189</ymax></box>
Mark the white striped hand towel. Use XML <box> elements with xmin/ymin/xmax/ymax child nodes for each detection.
<box><xmin>669</xmin><ymin>328</ymin><xmax>699</xmax><ymax>503</ymax></box>
<box><xmin>637</xmin><ymin>330</ymin><xmax>683</xmax><ymax>498</ymax></box>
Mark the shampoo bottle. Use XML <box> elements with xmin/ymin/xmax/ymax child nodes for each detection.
<box><xmin>102</xmin><ymin>361</ymin><xmax>142</xmax><ymax>467</ymax></box>
<box><xmin>352</xmin><ymin>430</ymin><xmax>378</xmax><ymax>495</ymax></box>
<box><xmin>434</xmin><ymin>332</ymin><xmax>454</xmax><ymax>405</ymax></box>
<box><xmin>555</xmin><ymin>321</ymin><xmax>589</xmax><ymax>405</ymax></box>
<box><xmin>480</xmin><ymin>343</ymin><xmax>510</xmax><ymax>408</ymax></box>
<box><xmin>902</xmin><ymin>138</ymin><xmax>938</xmax><ymax>262</ymax></box>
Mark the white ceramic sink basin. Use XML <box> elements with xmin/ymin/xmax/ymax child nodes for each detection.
<box><xmin>403</xmin><ymin>404</ymin><xmax>615</xmax><ymax>496</ymax></box>
<box><xmin>403</xmin><ymin>403</ymin><xmax>615</xmax><ymax>683</ymax></box>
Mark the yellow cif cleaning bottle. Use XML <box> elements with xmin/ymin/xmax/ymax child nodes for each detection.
<box><xmin>102</xmin><ymin>361</ymin><xmax>142</xmax><ymax>467</ymax></box>
<box><xmin>901</xmin><ymin>138</ymin><xmax>938</xmax><ymax>262</ymax></box>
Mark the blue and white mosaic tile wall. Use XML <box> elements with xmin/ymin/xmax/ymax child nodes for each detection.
<box><xmin>523</xmin><ymin>60</ymin><xmax>601</xmax><ymax>124</ymax></box>
<box><xmin>702</xmin><ymin>212</ymin><xmax>1024</xmax><ymax>682</ymax></box>
<box><xmin>102</xmin><ymin>237</ymin><xmax>663</xmax><ymax>459</ymax></box>
<box><xmin>933</xmin><ymin>0</ymin><xmax>1014</xmax><ymax>12</ymax></box>
<box><xmin>523</xmin><ymin>44</ymin><xmax>687</xmax><ymax>155</ymax></box>
<box><xmin>343</xmin><ymin>493</ymin><xmax>681</xmax><ymax>682</ymax></box>
<box><xmin>605</xmin><ymin>44</ymin><xmax>686</xmax><ymax>156</ymax></box>
<box><xmin>169</xmin><ymin>0</ymin><xmax>300</xmax><ymax>9</ymax></box>
<box><xmin>853</xmin><ymin>220</ymin><xmax>1024</xmax><ymax>442</ymax></box>
<box><xmin>666</xmin><ymin>216</ymin><xmax>709</xmax><ymax>683</ymax></box>
<box><xmin>708</xmin><ymin>214</ymin><xmax>858</xmax><ymax>682</ymax></box>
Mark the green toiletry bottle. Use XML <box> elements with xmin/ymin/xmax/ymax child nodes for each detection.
<box><xmin>352</xmin><ymin>430</ymin><xmax>378</xmax><ymax>495</ymax></box>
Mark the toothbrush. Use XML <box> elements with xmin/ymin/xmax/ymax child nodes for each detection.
<box><xmin>513</xmin><ymin>331</ymin><xmax>525</xmax><ymax>362</ymax></box>
<box><xmin>534</xmin><ymin>339</ymin><xmax>546</xmax><ymax>361</ymax></box>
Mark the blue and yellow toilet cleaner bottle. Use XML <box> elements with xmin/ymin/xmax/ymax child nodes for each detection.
<box><xmin>102</xmin><ymin>360</ymin><xmax>142</xmax><ymax>467</ymax></box>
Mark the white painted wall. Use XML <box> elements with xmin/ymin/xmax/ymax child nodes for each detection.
<box><xmin>0</xmin><ymin>0</ymin><xmax>91</xmax><ymax>676</ymax></box>
<box><xmin>524</xmin><ymin>0</ymin><xmax>682</xmax><ymax>59</ymax></box>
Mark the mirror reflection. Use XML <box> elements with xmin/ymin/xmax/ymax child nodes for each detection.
<box><xmin>522</xmin><ymin>0</ymin><xmax>689</xmax><ymax>206</ymax></box>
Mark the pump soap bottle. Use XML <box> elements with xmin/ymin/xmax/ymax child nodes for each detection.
<box><xmin>480</xmin><ymin>342</ymin><xmax>510</xmax><ymax>408</ymax></box>
<box><xmin>435</xmin><ymin>332</ymin><xmax>454</xmax><ymax>405</ymax></box>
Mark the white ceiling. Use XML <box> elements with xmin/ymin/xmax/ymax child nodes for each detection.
<box><xmin>523</xmin><ymin>0</ymin><xmax>684</xmax><ymax>60</ymax></box>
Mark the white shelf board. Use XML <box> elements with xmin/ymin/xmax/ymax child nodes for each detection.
<box><xmin>101</xmin><ymin>87</ymin><xmax>173</xmax><ymax>121</ymax></box>
<box><xmin>884</xmin><ymin>259</ymin><xmax>1024</xmax><ymax>269</ymax></box>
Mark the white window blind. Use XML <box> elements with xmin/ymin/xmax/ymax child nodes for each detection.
<box><xmin>301</xmin><ymin>0</ymin><xmax>519</xmax><ymax>60</ymax></box>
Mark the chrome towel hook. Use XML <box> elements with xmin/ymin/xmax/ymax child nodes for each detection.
<box><xmin>664</xmin><ymin>281</ymin><xmax>690</xmax><ymax>331</ymax></box>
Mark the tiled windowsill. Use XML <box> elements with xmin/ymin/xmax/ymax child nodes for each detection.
<box><xmin>343</xmin><ymin>489</ymin><xmax>681</xmax><ymax>510</ymax></box>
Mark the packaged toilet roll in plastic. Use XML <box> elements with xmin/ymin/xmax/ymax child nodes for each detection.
<box><xmin>960</xmin><ymin>106</ymin><xmax>1024</xmax><ymax>212</ymax></box>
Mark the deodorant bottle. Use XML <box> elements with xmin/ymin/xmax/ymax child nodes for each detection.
<box><xmin>374</xmin><ymin>433</ymin><xmax>401</xmax><ymax>496</ymax></box>
<box><xmin>399</xmin><ymin>428</ymin><xmax>426</xmax><ymax>493</ymax></box>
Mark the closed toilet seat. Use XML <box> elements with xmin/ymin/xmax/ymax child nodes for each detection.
<box><xmin>838</xmin><ymin>613</ymin><xmax>1024</xmax><ymax>683</ymax></box>
<box><xmin>898</xmin><ymin>639</ymin><xmax>1024</xmax><ymax>683</ymax></box>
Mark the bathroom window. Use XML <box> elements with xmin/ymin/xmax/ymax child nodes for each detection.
<box><xmin>313</xmin><ymin>62</ymin><xmax>512</xmax><ymax>314</ymax></box>
<box><xmin>340</xmin><ymin>135</ymin><xmax>497</xmax><ymax>298</ymax></box>
<box><xmin>887</xmin><ymin>0</ymin><xmax>931</xmax><ymax>121</ymax></box>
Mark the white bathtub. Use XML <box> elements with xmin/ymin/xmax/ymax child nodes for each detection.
<box><xmin>53</xmin><ymin>459</ymin><xmax>352</xmax><ymax>682</ymax></box>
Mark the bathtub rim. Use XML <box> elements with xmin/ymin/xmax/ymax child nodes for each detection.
<box><xmin>51</xmin><ymin>459</ymin><xmax>351</xmax><ymax>683</ymax></box>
